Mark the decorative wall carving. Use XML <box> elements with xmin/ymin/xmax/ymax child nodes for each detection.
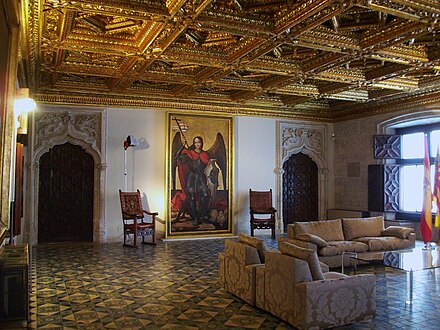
<box><xmin>34</xmin><ymin>112</ymin><xmax>102</xmax><ymax>157</ymax></box>
<box><xmin>281</xmin><ymin>126</ymin><xmax>324</xmax><ymax>163</ymax></box>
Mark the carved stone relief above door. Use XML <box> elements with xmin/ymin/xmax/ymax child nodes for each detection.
<box><xmin>25</xmin><ymin>107</ymin><xmax>107</xmax><ymax>244</ymax></box>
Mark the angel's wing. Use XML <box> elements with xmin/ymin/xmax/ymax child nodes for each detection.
<box><xmin>207</xmin><ymin>133</ymin><xmax>227</xmax><ymax>189</ymax></box>
<box><xmin>171</xmin><ymin>132</ymin><xmax>184</xmax><ymax>190</ymax></box>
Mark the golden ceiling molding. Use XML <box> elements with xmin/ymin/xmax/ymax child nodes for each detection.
<box><xmin>21</xmin><ymin>0</ymin><xmax>440</xmax><ymax>122</ymax></box>
<box><xmin>33</xmin><ymin>92</ymin><xmax>333</xmax><ymax>121</ymax></box>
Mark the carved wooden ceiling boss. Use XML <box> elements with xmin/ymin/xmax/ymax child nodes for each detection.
<box><xmin>19</xmin><ymin>0</ymin><xmax>440</xmax><ymax>121</ymax></box>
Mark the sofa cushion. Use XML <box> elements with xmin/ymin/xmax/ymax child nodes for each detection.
<box><xmin>238</xmin><ymin>233</ymin><xmax>267</xmax><ymax>263</ymax></box>
<box><xmin>279</xmin><ymin>242</ymin><xmax>324</xmax><ymax>280</ymax></box>
<box><xmin>296</xmin><ymin>233</ymin><xmax>328</xmax><ymax>248</ymax></box>
<box><xmin>342</xmin><ymin>216</ymin><xmax>384</xmax><ymax>240</ymax></box>
<box><xmin>294</xmin><ymin>219</ymin><xmax>345</xmax><ymax>242</ymax></box>
<box><xmin>318</xmin><ymin>241</ymin><xmax>369</xmax><ymax>256</ymax></box>
<box><xmin>381</xmin><ymin>226</ymin><xmax>414</xmax><ymax>239</ymax></box>
<box><xmin>354</xmin><ymin>236</ymin><xmax>414</xmax><ymax>251</ymax></box>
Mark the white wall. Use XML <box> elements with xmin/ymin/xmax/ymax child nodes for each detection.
<box><xmin>103</xmin><ymin>106</ymin><xmax>440</xmax><ymax>241</ymax></box>
<box><xmin>234</xmin><ymin>116</ymin><xmax>277</xmax><ymax>235</ymax></box>
<box><xmin>103</xmin><ymin>106</ymin><xmax>440</xmax><ymax>242</ymax></box>
<box><xmin>22</xmin><ymin>106</ymin><xmax>336</xmax><ymax>244</ymax></box>
<box><xmin>21</xmin><ymin>105</ymin><xmax>336</xmax><ymax>244</ymax></box>
<box><xmin>104</xmin><ymin>110</ymin><xmax>277</xmax><ymax>241</ymax></box>
<box><xmin>106</xmin><ymin>109</ymin><xmax>166</xmax><ymax>241</ymax></box>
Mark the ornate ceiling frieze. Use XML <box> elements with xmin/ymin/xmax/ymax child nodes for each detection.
<box><xmin>19</xmin><ymin>0</ymin><xmax>440</xmax><ymax>122</ymax></box>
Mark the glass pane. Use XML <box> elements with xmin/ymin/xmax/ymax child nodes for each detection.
<box><xmin>431</xmin><ymin>130</ymin><xmax>440</xmax><ymax>157</ymax></box>
<box><xmin>401</xmin><ymin>165</ymin><xmax>423</xmax><ymax>212</ymax></box>
<box><xmin>401</xmin><ymin>165</ymin><xmax>437</xmax><ymax>213</ymax></box>
<box><xmin>401</xmin><ymin>133</ymin><xmax>424</xmax><ymax>159</ymax></box>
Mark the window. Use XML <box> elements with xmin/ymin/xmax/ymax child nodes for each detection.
<box><xmin>398</xmin><ymin>124</ymin><xmax>440</xmax><ymax>214</ymax></box>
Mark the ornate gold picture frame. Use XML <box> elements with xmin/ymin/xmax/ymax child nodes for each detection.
<box><xmin>166</xmin><ymin>113</ymin><xmax>234</xmax><ymax>238</ymax></box>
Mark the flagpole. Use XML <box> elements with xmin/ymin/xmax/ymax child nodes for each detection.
<box><xmin>433</xmin><ymin>145</ymin><xmax>440</xmax><ymax>245</ymax></box>
<box><xmin>420</xmin><ymin>134</ymin><xmax>432</xmax><ymax>249</ymax></box>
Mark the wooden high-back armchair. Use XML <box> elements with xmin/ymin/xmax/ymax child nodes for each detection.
<box><xmin>249</xmin><ymin>189</ymin><xmax>277</xmax><ymax>238</ymax></box>
<box><xmin>119</xmin><ymin>190</ymin><xmax>158</xmax><ymax>247</ymax></box>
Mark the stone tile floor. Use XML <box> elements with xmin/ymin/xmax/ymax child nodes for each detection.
<box><xmin>4</xmin><ymin>236</ymin><xmax>440</xmax><ymax>329</ymax></box>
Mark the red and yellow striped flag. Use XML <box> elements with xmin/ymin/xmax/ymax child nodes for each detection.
<box><xmin>420</xmin><ymin>134</ymin><xmax>432</xmax><ymax>244</ymax></box>
<box><xmin>433</xmin><ymin>145</ymin><xmax>440</xmax><ymax>243</ymax></box>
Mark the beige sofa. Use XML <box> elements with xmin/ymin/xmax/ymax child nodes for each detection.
<box><xmin>219</xmin><ymin>235</ymin><xmax>376</xmax><ymax>329</ymax></box>
<box><xmin>219</xmin><ymin>234</ymin><xmax>332</xmax><ymax>306</ymax></box>
<box><xmin>256</xmin><ymin>245</ymin><xmax>376</xmax><ymax>329</ymax></box>
<box><xmin>283</xmin><ymin>216</ymin><xmax>416</xmax><ymax>268</ymax></box>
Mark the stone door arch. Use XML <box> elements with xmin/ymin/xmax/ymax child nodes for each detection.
<box><xmin>26</xmin><ymin>107</ymin><xmax>107</xmax><ymax>244</ymax></box>
<box><xmin>276</xmin><ymin>122</ymin><xmax>329</xmax><ymax>232</ymax></box>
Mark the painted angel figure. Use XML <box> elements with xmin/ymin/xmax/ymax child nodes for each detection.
<box><xmin>171</xmin><ymin>132</ymin><xmax>227</xmax><ymax>228</ymax></box>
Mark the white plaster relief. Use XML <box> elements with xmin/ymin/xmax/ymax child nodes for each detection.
<box><xmin>35</xmin><ymin>112</ymin><xmax>101</xmax><ymax>155</ymax></box>
<box><xmin>282</xmin><ymin>126</ymin><xmax>324</xmax><ymax>164</ymax></box>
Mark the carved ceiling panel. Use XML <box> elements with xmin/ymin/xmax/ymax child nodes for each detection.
<box><xmin>19</xmin><ymin>0</ymin><xmax>440</xmax><ymax>121</ymax></box>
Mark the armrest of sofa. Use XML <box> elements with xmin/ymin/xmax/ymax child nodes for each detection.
<box><xmin>278</xmin><ymin>237</ymin><xmax>318</xmax><ymax>251</ymax></box>
<box><xmin>381</xmin><ymin>226</ymin><xmax>415</xmax><ymax>239</ymax></box>
<box><xmin>294</xmin><ymin>274</ymin><xmax>376</xmax><ymax>329</ymax></box>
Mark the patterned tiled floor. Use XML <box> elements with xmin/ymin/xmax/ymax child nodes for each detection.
<box><xmin>6</xmin><ymin>237</ymin><xmax>440</xmax><ymax>329</ymax></box>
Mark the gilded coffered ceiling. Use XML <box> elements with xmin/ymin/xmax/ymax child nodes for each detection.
<box><xmin>19</xmin><ymin>0</ymin><xmax>440</xmax><ymax>121</ymax></box>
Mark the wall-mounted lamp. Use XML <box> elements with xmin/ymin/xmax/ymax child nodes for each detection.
<box><xmin>14</xmin><ymin>88</ymin><xmax>36</xmax><ymax>135</ymax></box>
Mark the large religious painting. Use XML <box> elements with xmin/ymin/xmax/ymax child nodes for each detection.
<box><xmin>166</xmin><ymin>113</ymin><xmax>233</xmax><ymax>238</ymax></box>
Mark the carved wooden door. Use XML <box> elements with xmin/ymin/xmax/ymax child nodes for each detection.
<box><xmin>282</xmin><ymin>152</ymin><xmax>318</xmax><ymax>232</ymax></box>
<box><xmin>38</xmin><ymin>143</ymin><xmax>94</xmax><ymax>242</ymax></box>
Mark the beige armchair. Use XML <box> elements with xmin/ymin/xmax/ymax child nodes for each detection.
<box><xmin>256</xmin><ymin>242</ymin><xmax>376</xmax><ymax>329</ymax></box>
<box><xmin>218</xmin><ymin>234</ymin><xmax>267</xmax><ymax>306</ymax></box>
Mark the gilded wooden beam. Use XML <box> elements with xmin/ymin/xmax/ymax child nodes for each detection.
<box><xmin>318</xmin><ymin>82</ymin><xmax>354</xmax><ymax>95</ymax></box>
<box><xmin>274</xmin><ymin>0</ymin><xmax>336</xmax><ymax>34</ymax></box>
<box><xmin>22</xmin><ymin>0</ymin><xmax>440</xmax><ymax>122</ymax></box>
<box><xmin>281</xmin><ymin>95</ymin><xmax>312</xmax><ymax>106</ymax></box>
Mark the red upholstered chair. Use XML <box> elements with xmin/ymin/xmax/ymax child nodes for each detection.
<box><xmin>119</xmin><ymin>190</ymin><xmax>158</xmax><ymax>247</ymax></box>
<box><xmin>249</xmin><ymin>189</ymin><xmax>277</xmax><ymax>238</ymax></box>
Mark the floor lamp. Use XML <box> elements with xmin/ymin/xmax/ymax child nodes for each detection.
<box><xmin>123</xmin><ymin>135</ymin><xmax>138</xmax><ymax>191</ymax></box>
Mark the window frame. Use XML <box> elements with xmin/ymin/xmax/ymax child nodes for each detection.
<box><xmin>396</xmin><ymin>123</ymin><xmax>440</xmax><ymax>220</ymax></box>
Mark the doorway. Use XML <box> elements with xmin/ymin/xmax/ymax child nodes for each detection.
<box><xmin>282</xmin><ymin>152</ymin><xmax>318</xmax><ymax>232</ymax></box>
<box><xmin>38</xmin><ymin>143</ymin><xmax>94</xmax><ymax>242</ymax></box>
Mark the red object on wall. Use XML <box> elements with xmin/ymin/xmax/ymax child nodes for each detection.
<box><xmin>13</xmin><ymin>142</ymin><xmax>24</xmax><ymax>236</ymax></box>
